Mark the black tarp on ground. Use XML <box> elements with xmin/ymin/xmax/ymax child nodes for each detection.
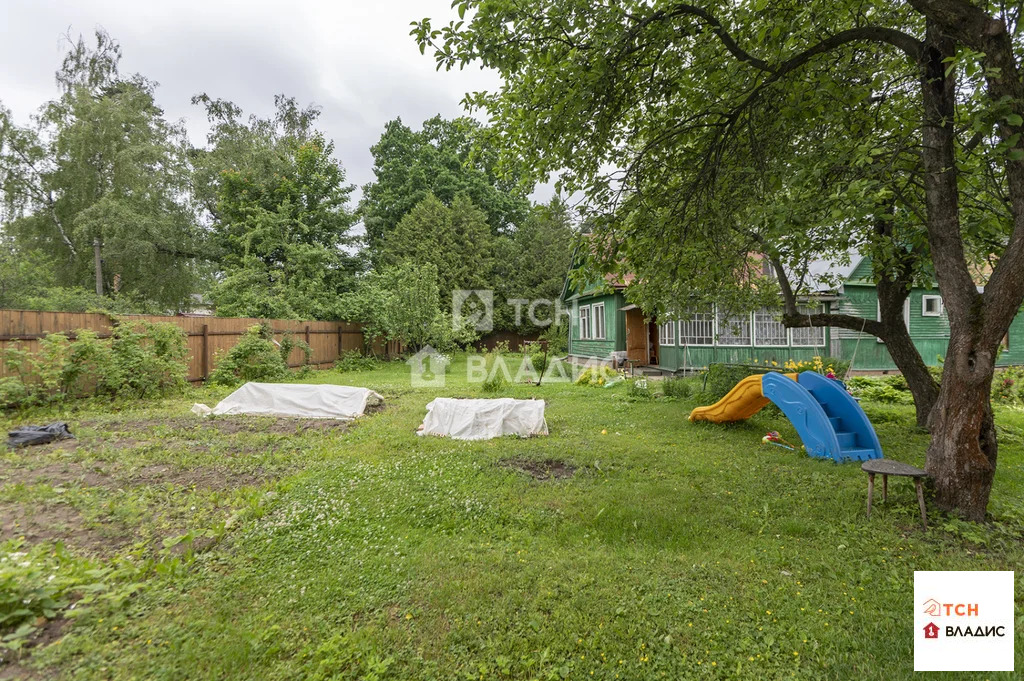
<box><xmin>6</xmin><ymin>422</ymin><xmax>74</xmax><ymax>448</ymax></box>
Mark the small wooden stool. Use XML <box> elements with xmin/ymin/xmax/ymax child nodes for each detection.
<box><xmin>861</xmin><ymin>459</ymin><xmax>929</xmax><ymax>530</ymax></box>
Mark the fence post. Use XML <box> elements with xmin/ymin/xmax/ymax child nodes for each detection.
<box><xmin>337</xmin><ymin>324</ymin><xmax>344</xmax><ymax>360</ymax></box>
<box><xmin>201</xmin><ymin>324</ymin><xmax>209</xmax><ymax>380</ymax></box>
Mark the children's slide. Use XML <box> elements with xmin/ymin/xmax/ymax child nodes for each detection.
<box><xmin>689</xmin><ymin>371</ymin><xmax>883</xmax><ymax>463</ymax></box>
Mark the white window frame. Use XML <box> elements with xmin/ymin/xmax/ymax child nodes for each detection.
<box><xmin>579</xmin><ymin>304</ymin><xmax>592</xmax><ymax>340</ymax></box>
<box><xmin>921</xmin><ymin>295</ymin><xmax>942</xmax><ymax>317</ymax></box>
<box><xmin>716</xmin><ymin>309</ymin><xmax>752</xmax><ymax>346</ymax></box>
<box><xmin>592</xmin><ymin>302</ymin><xmax>606</xmax><ymax>340</ymax></box>
<box><xmin>679</xmin><ymin>309</ymin><xmax>715</xmax><ymax>346</ymax></box>
<box><xmin>789</xmin><ymin>304</ymin><xmax>826</xmax><ymax>348</ymax></box>
<box><xmin>876</xmin><ymin>299</ymin><xmax>911</xmax><ymax>343</ymax></box>
<box><xmin>752</xmin><ymin>307</ymin><xmax>789</xmax><ymax>347</ymax></box>
<box><xmin>659</xmin><ymin>320</ymin><xmax>676</xmax><ymax>346</ymax></box>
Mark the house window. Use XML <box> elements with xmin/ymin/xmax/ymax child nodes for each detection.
<box><xmin>679</xmin><ymin>309</ymin><xmax>715</xmax><ymax>346</ymax></box>
<box><xmin>592</xmin><ymin>303</ymin><xmax>606</xmax><ymax>340</ymax></box>
<box><xmin>659</xmin><ymin>320</ymin><xmax>676</xmax><ymax>346</ymax></box>
<box><xmin>753</xmin><ymin>308</ymin><xmax>788</xmax><ymax>347</ymax></box>
<box><xmin>876</xmin><ymin>299</ymin><xmax>911</xmax><ymax>343</ymax></box>
<box><xmin>922</xmin><ymin>295</ymin><xmax>942</xmax><ymax>317</ymax></box>
<box><xmin>579</xmin><ymin>305</ymin><xmax>592</xmax><ymax>340</ymax></box>
<box><xmin>790</xmin><ymin>305</ymin><xmax>826</xmax><ymax>347</ymax></box>
<box><xmin>716</xmin><ymin>309</ymin><xmax>751</xmax><ymax>346</ymax></box>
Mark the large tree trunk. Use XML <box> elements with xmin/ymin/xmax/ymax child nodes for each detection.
<box><xmin>925</xmin><ymin>333</ymin><xmax>998</xmax><ymax>521</ymax></box>
<box><xmin>917</xmin><ymin>20</ymin><xmax>999</xmax><ymax>518</ymax></box>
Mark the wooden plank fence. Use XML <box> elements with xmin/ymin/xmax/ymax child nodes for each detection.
<box><xmin>0</xmin><ymin>309</ymin><xmax>402</xmax><ymax>383</ymax></box>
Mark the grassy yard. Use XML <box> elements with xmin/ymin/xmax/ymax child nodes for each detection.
<box><xmin>2</xmin><ymin>355</ymin><xmax>1022</xmax><ymax>680</ymax></box>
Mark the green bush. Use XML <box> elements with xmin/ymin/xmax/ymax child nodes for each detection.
<box><xmin>626</xmin><ymin>377</ymin><xmax>653</xmax><ymax>400</ymax></box>
<box><xmin>335</xmin><ymin>350</ymin><xmax>383</xmax><ymax>373</ymax></box>
<box><xmin>528</xmin><ymin>350</ymin><xmax>549</xmax><ymax>375</ymax></box>
<box><xmin>208</xmin><ymin>324</ymin><xmax>290</xmax><ymax>386</ymax></box>
<box><xmin>992</xmin><ymin>366</ymin><xmax>1024</xmax><ymax>405</ymax></box>
<box><xmin>847</xmin><ymin>376</ymin><xmax>914</xmax><ymax>404</ymax></box>
<box><xmin>482</xmin><ymin>351</ymin><xmax>509</xmax><ymax>393</ymax></box>
<box><xmin>574</xmin><ymin>365</ymin><xmax>621</xmax><ymax>387</ymax></box>
<box><xmin>662</xmin><ymin>377</ymin><xmax>693</xmax><ymax>399</ymax></box>
<box><xmin>0</xmin><ymin>320</ymin><xmax>189</xmax><ymax>408</ymax></box>
<box><xmin>538</xmin><ymin>322</ymin><xmax>568</xmax><ymax>355</ymax></box>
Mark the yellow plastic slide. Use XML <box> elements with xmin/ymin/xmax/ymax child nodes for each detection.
<box><xmin>689</xmin><ymin>373</ymin><xmax>798</xmax><ymax>423</ymax></box>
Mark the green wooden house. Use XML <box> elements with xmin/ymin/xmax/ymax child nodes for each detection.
<box><xmin>562</xmin><ymin>256</ymin><xmax>1024</xmax><ymax>373</ymax></box>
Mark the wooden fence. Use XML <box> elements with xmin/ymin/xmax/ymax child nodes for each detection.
<box><xmin>0</xmin><ymin>309</ymin><xmax>401</xmax><ymax>383</ymax></box>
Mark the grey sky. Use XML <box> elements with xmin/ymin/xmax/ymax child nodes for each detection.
<box><xmin>0</xmin><ymin>0</ymin><xmax>555</xmax><ymax>201</ymax></box>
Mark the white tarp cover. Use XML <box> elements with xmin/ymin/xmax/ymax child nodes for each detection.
<box><xmin>191</xmin><ymin>383</ymin><xmax>382</xmax><ymax>420</ymax></box>
<box><xmin>418</xmin><ymin>398</ymin><xmax>548</xmax><ymax>440</ymax></box>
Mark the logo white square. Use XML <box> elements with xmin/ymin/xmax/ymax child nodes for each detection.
<box><xmin>914</xmin><ymin>570</ymin><xmax>1015</xmax><ymax>672</ymax></box>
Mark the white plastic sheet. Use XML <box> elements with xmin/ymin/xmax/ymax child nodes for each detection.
<box><xmin>417</xmin><ymin>398</ymin><xmax>548</xmax><ymax>440</ymax></box>
<box><xmin>192</xmin><ymin>383</ymin><xmax>382</xmax><ymax>420</ymax></box>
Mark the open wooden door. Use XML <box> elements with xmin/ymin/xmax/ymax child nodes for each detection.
<box><xmin>625</xmin><ymin>308</ymin><xmax>647</xmax><ymax>362</ymax></box>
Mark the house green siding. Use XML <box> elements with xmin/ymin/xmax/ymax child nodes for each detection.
<box><xmin>657</xmin><ymin>344</ymin><xmax>831</xmax><ymax>372</ymax></box>
<box><xmin>562</xmin><ymin>256</ymin><xmax>1024</xmax><ymax>372</ymax></box>
<box><xmin>568</xmin><ymin>291</ymin><xmax>626</xmax><ymax>360</ymax></box>
<box><xmin>832</xmin><ymin>283</ymin><xmax>1024</xmax><ymax>370</ymax></box>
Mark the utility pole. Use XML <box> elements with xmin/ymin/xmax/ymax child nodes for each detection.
<box><xmin>93</xmin><ymin>237</ymin><xmax>103</xmax><ymax>296</ymax></box>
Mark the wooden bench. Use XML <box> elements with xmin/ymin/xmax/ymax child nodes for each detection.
<box><xmin>861</xmin><ymin>459</ymin><xmax>929</xmax><ymax>530</ymax></box>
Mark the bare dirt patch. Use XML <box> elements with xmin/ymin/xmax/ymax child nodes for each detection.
<box><xmin>130</xmin><ymin>464</ymin><xmax>267</xmax><ymax>490</ymax></box>
<box><xmin>0</xmin><ymin>462</ymin><xmax>118</xmax><ymax>489</ymax></box>
<box><xmin>498</xmin><ymin>457</ymin><xmax>577</xmax><ymax>481</ymax></box>
<box><xmin>0</xmin><ymin>501</ymin><xmax>129</xmax><ymax>555</ymax></box>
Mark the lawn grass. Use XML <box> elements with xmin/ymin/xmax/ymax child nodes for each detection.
<box><xmin>2</xmin><ymin>354</ymin><xmax>1023</xmax><ymax>680</ymax></box>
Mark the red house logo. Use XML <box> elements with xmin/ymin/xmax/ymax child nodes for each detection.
<box><xmin>924</xmin><ymin>622</ymin><xmax>940</xmax><ymax>639</ymax></box>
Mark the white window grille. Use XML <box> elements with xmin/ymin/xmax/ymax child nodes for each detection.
<box><xmin>592</xmin><ymin>303</ymin><xmax>606</xmax><ymax>340</ymax></box>
<box><xmin>579</xmin><ymin>305</ymin><xmax>592</xmax><ymax>340</ymax></box>
<box><xmin>753</xmin><ymin>308</ymin><xmax>788</xmax><ymax>347</ymax></box>
<box><xmin>659</xmin><ymin>320</ymin><xmax>675</xmax><ymax>346</ymax></box>
<box><xmin>716</xmin><ymin>309</ymin><xmax>752</xmax><ymax>346</ymax></box>
<box><xmin>679</xmin><ymin>309</ymin><xmax>715</xmax><ymax>346</ymax></box>
<box><xmin>921</xmin><ymin>295</ymin><xmax>942</xmax><ymax>317</ymax></box>
<box><xmin>790</xmin><ymin>304</ymin><xmax>826</xmax><ymax>347</ymax></box>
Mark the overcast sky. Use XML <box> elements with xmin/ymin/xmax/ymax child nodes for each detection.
<box><xmin>0</xmin><ymin>0</ymin><xmax>555</xmax><ymax>201</ymax></box>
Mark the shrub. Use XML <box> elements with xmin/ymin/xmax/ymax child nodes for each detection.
<box><xmin>335</xmin><ymin>350</ymin><xmax>383</xmax><ymax>373</ymax></box>
<box><xmin>992</xmin><ymin>366</ymin><xmax>1024</xmax><ymax>405</ymax></box>
<box><xmin>482</xmin><ymin>351</ymin><xmax>509</xmax><ymax>393</ymax></box>
<box><xmin>847</xmin><ymin>376</ymin><xmax>914</xmax><ymax>404</ymax></box>
<box><xmin>528</xmin><ymin>350</ymin><xmax>549</xmax><ymax>375</ymax></box>
<box><xmin>0</xmin><ymin>320</ymin><xmax>189</xmax><ymax>408</ymax></box>
<box><xmin>538</xmin><ymin>322</ymin><xmax>568</xmax><ymax>355</ymax></box>
<box><xmin>662</xmin><ymin>377</ymin><xmax>693</xmax><ymax>399</ymax></box>
<box><xmin>626</xmin><ymin>377</ymin><xmax>652</xmax><ymax>400</ymax></box>
<box><xmin>208</xmin><ymin>324</ymin><xmax>288</xmax><ymax>386</ymax></box>
<box><xmin>574</xmin><ymin>365</ymin><xmax>621</xmax><ymax>387</ymax></box>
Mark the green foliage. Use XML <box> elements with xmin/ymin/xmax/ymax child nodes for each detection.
<box><xmin>991</xmin><ymin>366</ymin><xmax>1024</xmax><ymax>406</ymax></box>
<box><xmin>847</xmin><ymin>376</ymin><xmax>915</xmax><ymax>405</ymax></box>
<box><xmin>193</xmin><ymin>95</ymin><xmax>360</xmax><ymax>320</ymax></box>
<box><xmin>481</xmin><ymin>352</ymin><xmax>508</xmax><ymax>393</ymax></box>
<box><xmin>378</xmin><ymin>192</ymin><xmax>494</xmax><ymax>308</ymax></box>
<box><xmin>0</xmin><ymin>320</ymin><xmax>188</xmax><ymax>408</ymax></box>
<box><xmin>493</xmin><ymin>197</ymin><xmax>576</xmax><ymax>332</ymax></box>
<box><xmin>661</xmin><ymin>377</ymin><xmax>693</xmax><ymax>399</ymax></box>
<box><xmin>0</xmin><ymin>30</ymin><xmax>199</xmax><ymax>311</ymax></box>
<box><xmin>527</xmin><ymin>350</ymin><xmax>549</xmax><ymax>376</ymax></box>
<box><xmin>625</xmin><ymin>377</ymin><xmax>652</xmax><ymax>401</ymax></box>
<box><xmin>360</xmin><ymin>115</ymin><xmax>531</xmax><ymax>260</ymax></box>
<box><xmin>343</xmin><ymin>261</ymin><xmax>478</xmax><ymax>352</ymax></box>
<box><xmin>538</xmin><ymin>321</ymin><xmax>568</xmax><ymax>356</ymax></box>
<box><xmin>573</xmin><ymin>365</ymin><xmax>620</xmax><ymax>387</ymax></box>
<box><xmin>207</xmin><ymin>324</ymin><xmax>289</xmax><ymax>386</ymax></box>
<box><xmin>334</xmin><ymin>350</ymin><xmax>383</xmax><ymax>373</ymax></box>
